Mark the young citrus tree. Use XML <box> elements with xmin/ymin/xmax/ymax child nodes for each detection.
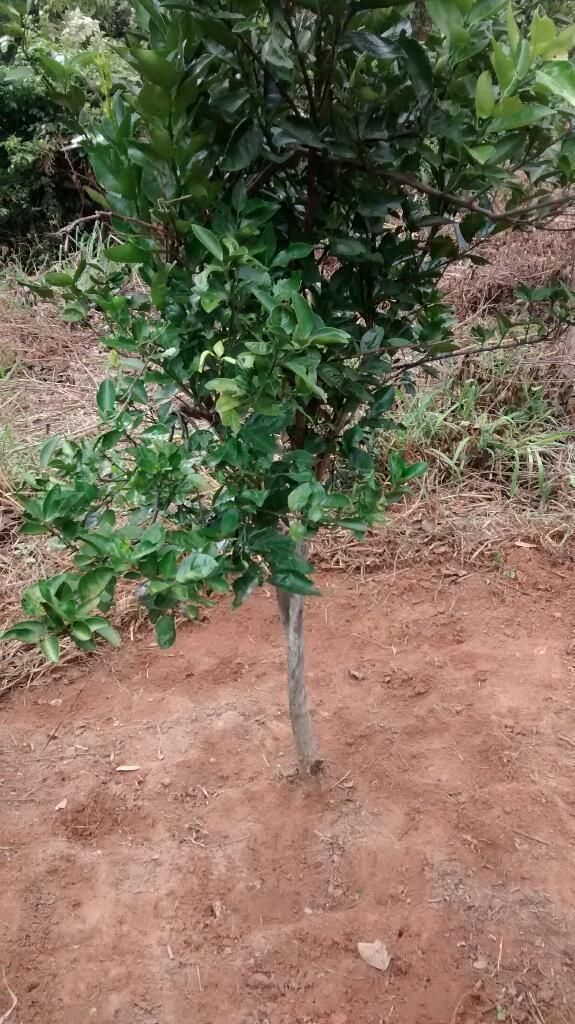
<box><xmin>2</xmin><ymin>0</ymin><xmax>574</xmax><ymax>771</ymax></box>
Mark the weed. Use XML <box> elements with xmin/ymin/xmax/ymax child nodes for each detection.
<box><xmin>386</xmin><ymin>349</ymin><xmax>575</xmax><ymax>507</ymax></box>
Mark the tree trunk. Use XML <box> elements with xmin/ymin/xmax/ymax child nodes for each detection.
<box><xmin>276</xmin><ymin>586</ymin><xmax>323</xmax><ymax>775</ymax></box>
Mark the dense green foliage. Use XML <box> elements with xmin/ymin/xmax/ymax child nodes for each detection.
<box><xmin>2</xmin><ymin>0</ymin><xmax>574</xmax><ymax>664</ymax></box>
<box><xmin>0</xmin><ymin>76</ymin><xmax>74</xmax><ymax>247</ymax></box>
<box><xmin>0</xmin><ymin>0</ymin><xmax>132</xmax><ymax>248</ymax></box>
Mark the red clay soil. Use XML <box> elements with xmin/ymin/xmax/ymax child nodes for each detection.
<box><xmin>2</xmin><ymin>550</ymin><xmax>575</xmax><ymax>1024</ymax></box>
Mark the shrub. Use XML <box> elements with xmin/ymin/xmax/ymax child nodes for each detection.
<box><xmin>2</xmin><ymin>0</ymin><xmax>574</xmax><ymax>770</ymax></box>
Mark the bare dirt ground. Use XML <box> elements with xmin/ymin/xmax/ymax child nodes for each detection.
<box><xmin>2</xmin><ymin>548</ymin><xmax>575</xmax><ymax>1024</ymax></box>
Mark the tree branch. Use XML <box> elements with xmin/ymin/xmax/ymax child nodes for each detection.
<box><xmin>391</xmin><ymin>325</ymin><xmax>571</xmax><ymax>376</ymax></box>
<box><xmin>343</xmin><ymin>161</ymin><xmax>575</xmax><ymax>226</ymax></box>
<box><xmin>281</xmin><ymin>1</ymin><xmax>319</xmax><ymax>123</ymax></box>
<box><xmin>238</xmin><ymin>37</ymin><xmax>301</xmax><ymax>120</ymax></box>
<box><xmin>54</xmin><ymin>210</ymin><xmax>169</xmax><ymax>238</ymax></box>
<box><xmin>277</xmin><ymin>146</ymin><xmax>575</xmax><ymax>227</ymax></box>
<box><xmin>315</xmin><ymin>406</ymin><xmax>351</xmax><ymax>482</ymax></box>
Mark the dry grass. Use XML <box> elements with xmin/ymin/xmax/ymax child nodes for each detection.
<box><xmin>0</xmin><ymin>293</ymin><xmax>145</xmax><ymax>695</ymax></box>
<box><xmin>443</xmin><ymin>214</ymin><xmax>575</xmax><ymax>321</ymax></box>
<box><xmin>0</xmin><ymin>294</ymin><xmax>103</xmax><ymax>501</ymax></box>
<box><xmin>313</xmin><ymin>486</ymin><xmax>575</xmax><ymax>577</ymax></box>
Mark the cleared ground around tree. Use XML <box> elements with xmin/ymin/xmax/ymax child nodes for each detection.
<box><xmin>2</xmin><ymin>549</ymin><xmax>575</xmax><ymax>1024</ymax></box>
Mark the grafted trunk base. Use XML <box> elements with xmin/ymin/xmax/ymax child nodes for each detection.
<box><xmin>276</xmin><ymin>587</ymin><xmax>323</xmax><ymax>775</ymax></box>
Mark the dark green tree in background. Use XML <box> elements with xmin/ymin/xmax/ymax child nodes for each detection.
<box><xmin>2</xmin><ymin>0</ymin><xmax>574</xmax><ymax>770</ymax></box>
<box><xmin>0</xmin><ymin>0</ymin><xmax>132</xmax><ymax>249</ymax></box>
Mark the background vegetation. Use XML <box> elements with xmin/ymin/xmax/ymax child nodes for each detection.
<box><xmin>0</xmin><ymin>0</ymin><xmax>132</xmax><ymax>251</ymax></box>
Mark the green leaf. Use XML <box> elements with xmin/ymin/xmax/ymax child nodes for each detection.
<box><xmin>291</xmin><ymin>293</ymin><xmax>317</xmax><ymax>338</ymax></box>
<box><xmin>467</xmin><ymin>0</ymin><xmax>507</xmax><ymax>25</ymax></box>
<box><xmin>222</xmin><ymin>123</ymin><xmax>264</xmax><ymax>171</ymax></box>
<box><xmin>273</xmin><ymin>243</ymin><xmax>316</xmax><ymax>266</ymax></box>
<box><xmin>401</xmin><ymin>461</ymin><xmax>428</xmax><ymax>481</ymax></box>
<box><xmin>40</xmin><ymin>635</ymin><xmax>60</xmax><ymax>662</ymax></box>
<box><xmin>232</xmin><ymin>568</ymin><xmax>260</xmax><ymax>608</ymax></box>
<box><xmin>490</xmin><ymin>103</ymin><xmax>549</xmax><ymax>130</ymax></box>
<box><xmin>85</xmin><ymin>617</ymin><xmax>122</xmax><ymax>647</ymax></box>
<box><xmin>536</xmin><ymin>62</ymin><xmax>575</xmax><ymax>108</ymax></box>
<box><xmin>3</xmin><ymin>65</ymin><xmax>34</xmax><ymax>82</ymax></box>
<box><xmin>515</xmin><ymin>38</ymin><xmax>532</xmax><ymax>79</ymax></box>
<box><xmin>343</xmin><ymin>31</ymin><xmax>401</xmax><ymax>59</ymax></box>
<box><xmin>475</xmin><ymin>70</ymin><xmax>495</xmax><ymax>118</ymax></box>
<box><xmin>176</xmin><ymin>552</ymin><xmax>218</xmax><ymax>581</ymax></box>
<box><xmin>131</xmin><ymin>49</ymin><xmax>180</xmax><ymax>89</ymax></box>
<box><xmin>288</xmin><ymin>482</ymin><xmax>313</xmax><ymax>511</ymax></box>
<box><xmin>309</xmin><ymin>328</ymin><xmax>351</xmax><ymax>345</ymax></box>
<box><xmin>283</xmin><ymin>358</ymin><xmax>326</xmax><ymax>399</ymax></box>
<box><xmin>399</xmin><ymin>37</ymin><xmax>433</xmax><ymax>108</ymax></box>
<box><xmin>352</xmin><ymin>0</ymin><xmax>408</xmax><ymax>7</ymax></box>
<box><xmin>106</xmin><ymin>243</ymin><xmax>152</xmax><ymax>264</ymax></box>
<box><xmin>156</xmin><ymin>614</ymin><xmax>176</xmax><ymax>648</ymax></box>
<box><xmin>191</xmin><ymin>224</ymin><xmax>224</xmax><ymax>262</ymax></box>
<box><xmin>530</xmin><ymin>12</ymin><xmax>556</xmax><ymax>55</ymax></box>
<box><xmin>201</xmin><ymin>291</ymin><xmax>223</xmax><ymax>313</ymax></box>
<box><xmin>491</xmin><ymin>40</ymin><xmax>514</xmax><ymax>90</ymax></box>
<box><xmin>270</xmin><ymin>571</ymin><xmax>321</xmax><ymax>596</ymax></box>
<box><xmin>206</xmin><ymin>377</ymin><xmax>243</xmax><ymax>395</ymax></box>
<box><xmin>262</xmin><ymin>30</ymin><xmax>293</xmax><ymax>68</ymax></box>
<box><xmin>62</xmin><ymin>301</ymin><xmax>89</xmax><ymax>323</ymax></box>
<box><xmin>39</xmin><ymin>435</ymin><xmax>62</xmax><ymax>469</ymax></box>
<box><xmin>44</xmin><ymin>271</ymin><xmax>75</xmax><ymax>287</ymax></box>
<box><xmin>83</xmin><ymin>186</ymin><xmax>112</xmax><ymax>210</ymax></box>
<box><xmin>78</xmin><ymin>569</ymin><xmax>114</xmax><ymax>603</ymax></box>
<box><xmin>459</xmin><ymin>212</ymin><xmax>486</xmax><ymax>242</ymax></box>
<box><xmin>506</xmin><ymin>2</ymin><xmax>520</xmax><ymax>55</ymax></box>
<box><xmin>71</xmin><ymin>621</ymin><xmax>93</xmax><ymax>642</ymax></box>
<box><xmin>97</xmin><ymin>378</ymin><xmax>116</xmax><ymax>417</ymax></box>
<box><xmin>426</xmin><ymin>0</ymin><xmax>463</xmax><ymax>37</ymax></box>
<box><xmin>289</xmin><ymin>521</ymin><xmax>309</xmax><ymax>543</ymax></box>
<box><xmin>42</xmin><ymin>486</ymin><xmax>63</xmax><ymax>521</ymax></box>
<box><xmin>538</xmin><ymin>25</ymin><xmax>575</xmax><ymax>58</ymax></box>
<box><xmin>466</xmin><ymin>144</ymin><xmax>496</xmax><ymax>164</ymax></box>
<box><xmin>36</xmin><ymin>52</ymin><xmax>71</xmax><ymax>84</ymax></box>
<box><xmin>331</xmin><ymin>237</ymin><xmax>368</xmax><ymax>258</ymax></box>
<box><xmin>1</xmin><ymin>620</ymin><xmax>48</xmax><ymax>643</ymax></box>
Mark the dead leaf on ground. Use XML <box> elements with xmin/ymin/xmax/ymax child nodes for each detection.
<box><xmin>115</xmin><ymin>765</ymin><xmax>141</xmax><ymax>772</ymax></box>
<box><xmin>357</xmin><ymin>940</ymin><xmax>391</xmax><ymax>972</ymax></box>
<box><xmin>54</xmin><ymin>798</ymin><xmax>68</xmax><ymax>811</ymax></box>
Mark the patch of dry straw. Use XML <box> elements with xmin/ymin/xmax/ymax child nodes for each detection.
<box><xmin>0</xmin><ymin>294</ymin><xmax>144</xmax><ymax>696</ymax></box>
<box><xmin>443</xmin><ymin>213</ymin><xmax>575</xmax><ymax>322</ymax></box>
<box><xmin>313</xmin><ymin>484</ymin><xmax>575</xmax><ymax>578</ymax></box>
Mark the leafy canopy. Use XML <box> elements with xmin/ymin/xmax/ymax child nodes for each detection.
<box><xmin>2</xmin><ymin>0</ymin><xmax>575</xmax><ymax>660</ymax></box>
